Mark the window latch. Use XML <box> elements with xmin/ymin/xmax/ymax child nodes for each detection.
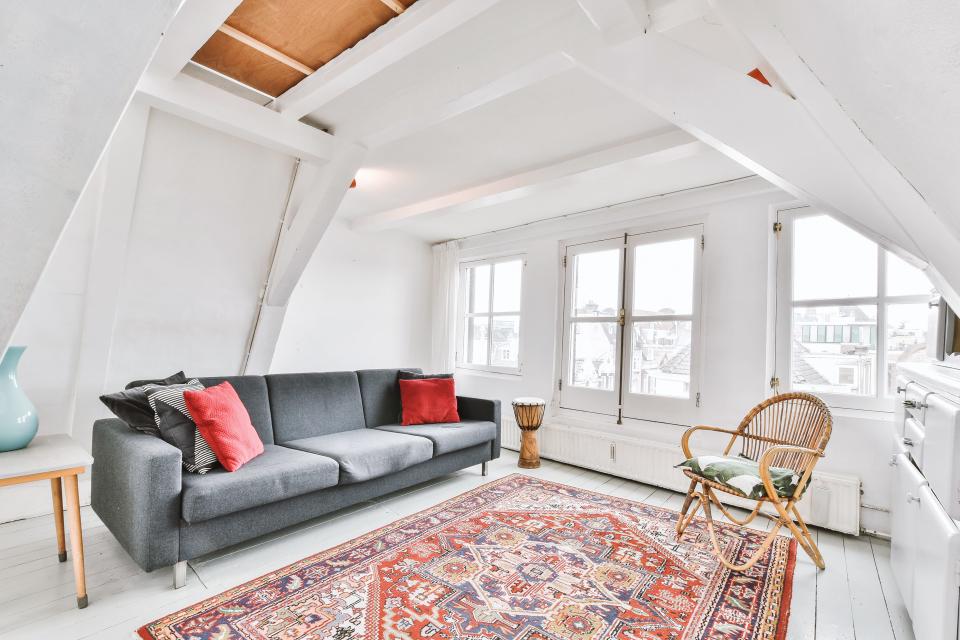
<box><xmin>618</xmin><ymin>308</ymin><xmax>625</xmax><ymax>327</ymax></box>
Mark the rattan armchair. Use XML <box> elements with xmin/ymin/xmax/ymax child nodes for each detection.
<box><xmin>676</xmin><ymin>392</ymin><xmax>832</xmax><ymax>571</ymax></box>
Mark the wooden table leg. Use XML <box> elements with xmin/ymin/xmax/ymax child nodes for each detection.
<box><xmin>50</xmin><ymin>477</ymin><xmax>67</xmax><ymax>562</ymax></box>
<box><xmin>63</xmin><ymin>474</ymin><xmax>88</xmax><ymax>609</ymax></box>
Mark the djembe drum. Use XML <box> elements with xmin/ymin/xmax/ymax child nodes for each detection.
<box><xmin>512</xmin><ymin>397</ymin><xmax>545</xmax><ymax>469</ymax></box>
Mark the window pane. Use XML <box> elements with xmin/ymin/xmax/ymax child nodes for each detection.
<box><xmin>490</xmin><ymin>315</ymin><xmax>520</xmax><ymax>367</ymax></box>
<box><xmin>570</xmin><ymin>322</ymin><xmax>617</xmax><ymax>389</ymax></box>
<box><xmin>572</xmin><ymin>249</ymin><xmax>619</xmax><ymax>317</ymax></box>
<box><xmin>466</xmin><ymin>316</ymin><xmax>489</xmax><ymax>365</ymax></box>
<box><xmin>492</xmin><ymin>260</ymin><xmax>522</xmax><ymax>312</ymax></box>
<box><xmin>793</xmin><ymin>215</ymin><xmax>877</xmax><ymax>300</ymax></box>
<box><xmin>886</xmin><ymin>252</ymin><xmax>934</xmax><ymax>297</ymax></box>
<box><xmin>792</xmin><ymin>305</ymin><xmax>877</xmax><ymax>396</ymax></box>
<box><xmin>469</xmin><ymin>264</ymin><xmax>490</xmax><ymax>313</ymax></box>
<box><xmin>885</xmin><ymin>303</ymin><xmax>928</xmax><ymax>394</ymax></box>
<box><xmin>629</xmin><ymin>320</ymin><xmax>692</xmax><ymax>398</ymax></box>
<box><xmin>632</xmin><ymin>238</ymin><xmax>695</xmax><ymax>315</ymax></box>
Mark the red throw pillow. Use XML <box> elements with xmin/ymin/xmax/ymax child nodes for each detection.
<box><xmin>399</xmin><ymin>378</ymin><xmax>460</xmax><ymax>426</ymax></box>
<box><xmin>183</xmin><ymin>382</ymin><xmax>263</xmax><ymax>472</ymax></box>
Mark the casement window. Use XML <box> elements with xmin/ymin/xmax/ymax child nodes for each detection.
<box><xmin>559</xmin><ymin>225</ymin><xmax>703</xmax><ymax>424</ymax></box>
<box><xmin>456</xmin><ymin>256</ymin><xmax>524</xmax><ymax>374</ymax></box>
<box><xmin>773</xmin><ymin>209</ymin><xmax>935</xmax><ymax>410</ymax></box>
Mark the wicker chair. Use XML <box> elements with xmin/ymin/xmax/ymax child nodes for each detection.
<box><xmin>676</xmin><ymin>392</ymin><xmax>832</xmax><ymax>571</ymax></box>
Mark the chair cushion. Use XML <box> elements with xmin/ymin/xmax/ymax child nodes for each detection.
<box><xmin>180</xmin><ymin>445</ymin><xmax>339</xmax><ymax>523</ymax></box>
<box><xmin>266</xmin><ymin>372</ymin><xmax>366</xmax><ymax>442</ymax></box>
<box><xmin>282</xmin><ymin>429</ymin><xmax>433</xmax><ymax>484</ymax></box>
<box><xmin>376</xmin><ymin>420</ymin><xmax>496</xmax><ymax>456</ymax></box>
<box><xmin>677</xmin><ymin>455</ymin><xmax>800</xmax><ymax>499</ymax></box>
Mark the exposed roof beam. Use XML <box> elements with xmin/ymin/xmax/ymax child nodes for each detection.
<box><xmin>378</xmin><ymin>0</ymin><xmax>406</xmax><ymax>14</ymax></box>
<box><xmin>351</xmin><ymin>130</ymin><xmax>704</xmax><ymax>232</ymax></box>
<box><xmin>362</xmin><ymin>52</ymin><xmax>575</xmax><ymax>148</ymax></box>
<box><xmin>217</xmin><ymin>24</ymin><xmax>315</xmax><ymax>76</ymax></box>
<box><xmin>709</xmin><ymin>0</ymin><xmax>960</xmax><ymax>310</ymax></box>
<box><xmin>266</xmin><ymin>145</ymin><xmax>367</xmax><ymax>305</ymax></box>
<box><xmin>136</xmin><ymin>72</ymin><xmax>336</xmax><ymax>164</ymax></box>
<box><xmin>148</xmin><ymin>0</ymin><xmax>242</xmax><ymax>79</ymax></box>
<box><xmin>273</xmin><ymin>0</ymin><xmax>506</xmax><ymax>121</ymax></box>
<box><xmin>569</xmin><ymin>32</ymin><xmax>924</xmax><ymax>261</ymax></box>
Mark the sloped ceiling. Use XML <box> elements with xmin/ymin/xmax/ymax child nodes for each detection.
<box><xmin>771</xmin><ymin>0</ymin><xmax>960</xmax><ymax>241</ymax></box>
<box><xmin>0</xmin><ymin>0</ymin><xmax>179</xmax><ymax>354</ymax></box>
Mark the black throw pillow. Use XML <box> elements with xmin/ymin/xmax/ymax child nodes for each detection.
<box><xmin>99</xmin><ymin>371</ymin><xmax>189</xmax><ymax>436</ymax></box>
<box><xmin>396</xmin><ymin>370</ymin><xmax>454</xmax><ymax>421</ymax></box>
<box><xmin>146</xmin><ymin>379</ymin><xmax>218</xmax><ymax>474</ymax></box>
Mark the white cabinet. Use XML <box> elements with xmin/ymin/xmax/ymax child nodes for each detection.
<box><xmin>891</xmin><ymin>362</ymin><xmax>960</xmax><ymax>640</ymax></box>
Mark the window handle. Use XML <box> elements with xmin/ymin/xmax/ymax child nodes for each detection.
<box><xmin>903</xmin><ymin>437</ymin><xmax>914</xmax><ymax>447</ymax></box>
<box><xmin>618</xmin><ymin>308</ymin><xmax>625</xmax><ymax>327</ymax></box>
<box><xmin>906</xmin><ymin>493</ymin><xmax>921</xmax><ymax>504</ymax></box>
<box><xmin>904</xmin><ymin>400</ymin><xmax>927</xmax><ymax>410</ymax></box>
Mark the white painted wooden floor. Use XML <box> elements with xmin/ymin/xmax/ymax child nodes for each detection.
<box><xmin>0</xmin><ymin>450</ymin><xmax>914</xmax><ymax>640</ymax></box>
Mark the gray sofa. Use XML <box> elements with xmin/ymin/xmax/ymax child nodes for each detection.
<box><xmin>91</xmin><ymin>369</ymin><xmax>500</xmax><ymax>587</ymax></box>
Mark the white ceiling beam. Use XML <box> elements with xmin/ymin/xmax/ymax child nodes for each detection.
<box><xmin>576</xmin><ymin>0</ymin><xmax>650</xmax><ymax>42</ymax></box>
<box><xmin>351</xmin><ymin>130</ymin><xmax>704</xmax><ymax>232</ymax></box>
<box><xmin>147</xmin><ymin>0</ymin><xmax>242</xmax><ymax>79</ymax></box>
<box><xmin>650</xmin><ymin>0</ymin><xmax>710</xmax><ymax>32</ymax></box>
<box><xmin>362</xmin><ymin>52</ymin><xmax>575</xmax><ymax>148</ymax></box>
<box><xmin>136</xmin><ymin>72</ymin><xmax>336</xmax><ymax>164</ymax></box>
<box><xmin>266</xmin><ymin>145</ymin><xmax>367</xmax><ymax>306</ymax></box>
<box><xmin>569</xmin><ymin>32</ymin><xmax>924</xmax><ymax>261</ymax></box>
<box><xmin>709</xmin><ymin>0</ymin><xmax>960</xmax><ymax>310</ymax></box>
<box><xmin>273</xmin><ymin>0</ymin><xmax>506</xmax><ymax>121</ymax></box>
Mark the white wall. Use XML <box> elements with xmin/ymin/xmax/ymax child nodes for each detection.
<box><xmin>454</xmin><ymin>181</ymin><xmax>895</xmax><ymax>533</ymax></box>
<box><xmin>272</xmin><ymin>218</ymin><xmax>433</xmax><ymax>373</ymax></box>
<box><xmin>0</xmin><ymin>0</ymin><xmax>179</xmax><ymax>354</ymax></box>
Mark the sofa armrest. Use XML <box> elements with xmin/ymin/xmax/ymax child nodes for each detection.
<box><xmin>91</xmin><ymin>419</ymin><xmax>182</xmax><ymax>572</ymax></box>
<box><xmin>457</xmin><ymin>396</ymin><xmax>501</xmax><ymax>459</ymax></box>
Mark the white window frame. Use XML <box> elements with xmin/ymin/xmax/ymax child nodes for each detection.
<box><xmin>456</xmin><ymin>255</ymin><xmax>525</xmax><ymax>375</ymax></box>
<box><xmin>774</xmin><ymin>207</ymin><xmax>931</xmax><ymax>412</ymax></box>
<box><xmin>558</xmin><ymin>224</ymin><xmax>704</xmax><ymax>424</ymax></box>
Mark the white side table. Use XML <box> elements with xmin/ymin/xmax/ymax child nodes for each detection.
<box><xmin>0</xmin><ymin>435</ymin><xmax>93</xmax><ymax>608</ymax></box>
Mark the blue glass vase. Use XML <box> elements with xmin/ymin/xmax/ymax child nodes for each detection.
<box><xmin>0</xmin><ymin>346</ymin><xmax>38</xmax><ymax>452</ymax></box>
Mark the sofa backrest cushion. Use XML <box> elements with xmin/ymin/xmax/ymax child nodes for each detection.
<box><xmin>266</xmin><ymin>372</ymin><xmax>366</xmax><ymax>442</ymax></box>
<box><xmin>197</xmin><ymin>376</ymin><xmax>274</xmax><ymax>445</ymax></box>
<box><xmin>357</xmin><ymin>368</ymin><xmax>421</xmax><ymax>428</ymax></box>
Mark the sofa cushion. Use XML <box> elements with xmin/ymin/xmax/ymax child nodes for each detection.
<box><xmin>356</xmin><ymin>368</ymin><xmax>421</xmax><ymax>428</ymax></box>
<box><xmin>376</xmin><ymin>420</ymin><xmax>497</xmax><ymax>456</ymax></box>
<box><xmin>282</xmin><ymin>429</ymin><xmax>433</xmax><ymax>484</ymax></box>
<box><xmin>184</xmin><ymin>382</ymin><xmax>264</xmax><ymax>472</ymax></box>
<box><xmin>180</xmin><ymin>445</ymin><xmax>339</xmax><ymax>523</ymax></box>
<box><xmin>266</xmin><ymin>372</ymin><xmax>366</xmax><ymax>442</ymax></box>
<box><xmin>198</xmin><ymin>376</ymin><xmax>274</xmax><ymax>445</ymax></box>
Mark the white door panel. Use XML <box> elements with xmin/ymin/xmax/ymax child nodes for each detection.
<box><xmin>890</xmin><ymin>452</ymin><xmax>927</xmax><ymax>613</ymax></box>
<box><xmin>911</xmin><ymin>484</ymin><xmax>960</xmax><ymax>640</ymax></box>
<box><xmin>924</xmin><ymin>393</ymin><xmax>960</xmax><ymax>518</ymax></box>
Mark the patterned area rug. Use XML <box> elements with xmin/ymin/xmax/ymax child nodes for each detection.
<box><xmin>139</xmin><ymin>474</ymin><xmax>796</xmax><ymax>640</ymax></box>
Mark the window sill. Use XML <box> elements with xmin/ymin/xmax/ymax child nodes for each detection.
<box><xmin>455</xmin><ymin>366</ymin><xmax>523</xmax><ymax>379</ymax></box>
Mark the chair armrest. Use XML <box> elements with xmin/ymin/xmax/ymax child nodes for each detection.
<box><xmin>757</xmin><ymin>444</ymin><xmax>822</xmax><ymax>501</ymax></box>
<box><xmin>680</xmin><ymin>425</ymin><xmax>741</xmax><ymax>458</ymax></box>
<box><xmin>91</xmin><ymin>419</ymin><xmax>182</xmax><ymax>572</ymax></box>
<box><xmin>457</xmin><ymin>396</ymin><xmax>501</xmax><ymax>458</ymax></box>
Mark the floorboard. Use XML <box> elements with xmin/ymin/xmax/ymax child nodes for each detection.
<box><xmin>0</xmin><ymin>450</ymin><xmax>911</xmax><ymax>639</ymax></box>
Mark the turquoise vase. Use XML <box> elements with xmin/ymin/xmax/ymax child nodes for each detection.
<box><xmin>0</xmin><ymin>346</ymin><xmax>38</xmax><ymax>452</ymax></box>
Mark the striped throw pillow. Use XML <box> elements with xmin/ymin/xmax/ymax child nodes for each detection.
<box><xmin>147</xmin><ymin>379</ymin><xmax>218</xmax><ymax>474</ymax></box>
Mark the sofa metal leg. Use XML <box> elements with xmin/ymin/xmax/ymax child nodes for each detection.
<box><xmin>481</xmin><ymin>462</ymin><xmax>488</xmax><ymax>476</ymax></box>
<box><xmin>173</xmin><ymin>561</ymin><xmax>187</xmax><ymax>589</ymax></box>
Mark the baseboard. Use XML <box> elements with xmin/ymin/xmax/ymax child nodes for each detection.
<box><xmin>502</xmin><ymin>419</ymin><xmax>861</xmax><ymax>535</ymax></box>
<box><xmin>0</xmin><ymin>477</ymin><xmax>92</xmax><ymax>524</ymax></box>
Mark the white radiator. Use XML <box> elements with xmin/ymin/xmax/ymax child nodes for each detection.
<box><xmin>501</xmin><ymin>419</ymin><xmax>860</xmax><ymax>535</ymax></box>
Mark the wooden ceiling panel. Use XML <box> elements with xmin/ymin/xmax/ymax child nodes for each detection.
<box><xmin>193</xmin><ymin>31</ymin><xmax>306</xmax><ymax>97</ymax></box>
<box><xmin>191</xmin><ymin>0</ymin><xmax>412</xmax><ymax>97</ymax></box>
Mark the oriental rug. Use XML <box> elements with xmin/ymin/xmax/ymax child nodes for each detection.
<box><xmin>139</xmin><ymin>473</ymin><xmax>795</xmax><ymax>640</ymax></box>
